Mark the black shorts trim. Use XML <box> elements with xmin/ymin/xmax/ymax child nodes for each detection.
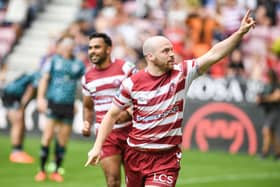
<box><xmin>1</xmin><ymin>91</ymin><xmax>21</xmax><ymax>108</ymax></box>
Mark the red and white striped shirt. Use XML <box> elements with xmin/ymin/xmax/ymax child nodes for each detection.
<box><xmin>114</xmin><ymin>60</ymin><xmax>199</xmax><ymax>150</ymax></box>
<box><xmin>82</xmin><ymin>59</ymin><xmax>136</xmax><ymax>132</ymax></box>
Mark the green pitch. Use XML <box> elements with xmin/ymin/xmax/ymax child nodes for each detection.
<box><xmin>0</xmin><ymin>134</ymin><xmax>279</xmax><ymax>187</ymax></box>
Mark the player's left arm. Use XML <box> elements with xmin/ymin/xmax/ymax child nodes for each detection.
<box><xmin>20</xmin><ymin>85</ymin><xmax>36</xmax><ymax>108</ymax></box>
<box><xmin>196</xmin><ymin>9</ymin><xmax>255</xmax><ymax>75</ymax></box>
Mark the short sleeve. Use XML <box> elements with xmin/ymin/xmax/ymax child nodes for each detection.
<box><xmin>81</xmin><ymin>75</ymin><xmax>91</xmax><ymax>96</ymax></box>
<box><xmin>113</xmin><ymin>78</ymin><xmax>133</xmax><ymax>109</ymax></box>
<box><xmin>122</xmin><ymin>60</ymin><xmax>137</xmax><ymax>76</ymax></box>
<box><xmin>183</xmin><ymin>59</ymin><xmax>199</xmax><ymax>86</ymax></box>
<box><xmin>41</xmin><ymin>58</ymin><xmax>52</xmax><ymax>74</ymax></box>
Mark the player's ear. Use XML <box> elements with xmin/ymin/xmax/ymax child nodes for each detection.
<box><xmin>106</xmin><ymin>46</ymin><xmax>112</xmax><ymax>55</ymax></box>
<box><xmin>146</xmin><ymin>53</ymin><xmax>154</xmax><ymax>61</ymax></box>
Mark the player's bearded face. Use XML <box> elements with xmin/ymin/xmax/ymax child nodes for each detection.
<box><xmin>89</xmin><ymin>49</ymin><xmax>107</xmax><ymax>65</ymax></box>
<box><xmin>154</xmin><ymin>56</ymin><xmax>174</xmax><ymax>71</ymax></box>
<box><xmin>88</xmin><ymin>38</ymin><xmax>109</xmax><ymax>65</ymax></box>
<box><xmin>154</xmin><ymin>46</ymin><xmax>175</xmax><ymax>71</ymax></box>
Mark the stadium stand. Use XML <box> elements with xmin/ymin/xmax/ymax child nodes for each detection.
<box><xmin>2</xmin><ymin>0</ymin><xmax>81</xmax><ymax>83</ymax></box>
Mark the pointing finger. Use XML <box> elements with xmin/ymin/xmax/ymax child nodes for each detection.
<box><xmin>243</xmin><ymin>9</ymin><xmax>251</xmax><ymax>21</ymax></box>
<box><xmin>84</xmin><ymin>156</ymin><xmax>93</xmax><ymax>167</ymax></box>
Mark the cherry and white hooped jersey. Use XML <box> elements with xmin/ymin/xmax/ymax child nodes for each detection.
<box><xmin>113</xmin><ymin>59</ymin><xmax>199</xmax><ymax>149</ymax></box>
<box><xmin>82</xmin><ymin>59</ymin><xmax>136</xmax><ymax>131</ymax></box>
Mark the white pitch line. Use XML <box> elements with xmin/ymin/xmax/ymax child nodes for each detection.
<box><xmin>177</xmin><ymin>172</ymin><xmax>280</xmax><ymax>185</ymax></box>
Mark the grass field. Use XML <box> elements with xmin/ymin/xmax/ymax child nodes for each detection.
<box><xmin>1</xmin><ymin>134</ymin><xmax>280</xmax><ymax>187</ymax></box>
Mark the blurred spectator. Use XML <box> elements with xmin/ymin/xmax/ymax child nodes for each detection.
<box><xmin>0</xmin><ymin>0</ymin><xmax>8</xmax><ymax>10</ymax></box>
<box><xmin>257</xmin><ymin>0</ymin><xmax>278</xmax><ymax>26</ymax></box>
<box><xmin>75</xmin><ymin>0</ymin><xmax>98</xmax><ymax>23</ymax></box>
<box><xmin>3</xmin><ymin>0</ymin><xmax>29</xmax><ymax>39</ymax></box>
<box><xmin>226</xmin><ymin>48</ymin><xmax>247</xmax><ymax>93</ymax></box>
<box><xmin>256</xmin><ymin>69</ymin><xmax>280</xmax><ymax>160</ymax></box>
<box><xmin>227</xmin><ymin>48</ymin><xmax>246</xmax><ymax>79</ymax></box>
<box><xmin>241</xmin><ymin>5</ymin><xmax>272</xmax><ymax>81</ymax></box>
<box><xmin>219</xmin><ymin>0</ymin><xmax>245</xmax><ymax>36</ymax></box>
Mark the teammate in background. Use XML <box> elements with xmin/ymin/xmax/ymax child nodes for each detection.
<box><xmin>85</xmin><ymin>10</ymin><xmax>255</xmax><ymax>187</ymax></box>
<box><xmin>256</xmin><ymin>69</ymin><xmax>280</xmax><ymax>160</ymax></box>
<box><xmin>82</xmin><ymin>33</ymin><xmax>135</xmax><ymax>187</ymax></box>
<box><xmin>1</xmin><ymin>71</ymin><xmax>40</xmax><ymax>164</ymax></box>
<box><xmin>35</xmin><ymin>35</ymin><xmax>85</xmax><ymax>182</ymax></box>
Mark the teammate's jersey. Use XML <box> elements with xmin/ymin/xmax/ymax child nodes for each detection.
<box><xmin>113</xmin><ymin>60</ymin><xmax>199</xmax><ymax>149</ymax></box>
<box><xmin>81</xmin><ymin>59</ymin><xmax>136</xmax><ymax>131</ymax></box>
<box><xmin>42</xmin><ymin>54</ymin><xmax>85</xmax><ymax>104</ymax></box>
<box><xmin>4</xmin><ymin>71</ymin><xmax>40</xmax><ymax>98</ymax></box>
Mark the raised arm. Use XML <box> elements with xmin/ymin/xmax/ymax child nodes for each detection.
<box><xmin>196</xmin><ymin>9</ymin><xmax>256</xmax><ymax>74</ymax></box>
<box><xmin>85</xmin><ymin>104</ymin><xmax>123</xmax><ymax>166</ymax></box>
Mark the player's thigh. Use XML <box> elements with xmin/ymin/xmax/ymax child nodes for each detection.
<box><xmin>100</xmin><ymin>154</ymin><xmax>122</xmax><ymax>177</ymax></box>
<box><xmin>7</xmin><ymin>109</ymin><xmax>23</xmax><ymax>124</ymax></box>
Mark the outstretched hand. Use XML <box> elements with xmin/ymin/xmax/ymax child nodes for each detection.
<box><xmin>84</xmin><ymin>147</ymin><xmax>101</xmax><ymax>167</ymax></box>
<box><xmin>239</xmin><ymin>9</ymin><xmax>256</xmax><ymax>34</ymax></box>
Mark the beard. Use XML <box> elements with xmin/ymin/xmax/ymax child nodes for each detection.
<box><xmin>90</xmin><ymin>54</ymin><xmax>107</xmax><ymax>65</ymax></box>
<box><xmin>154</xmin><ymin>58</ymin><xmax>174</xmax><ymax>72</ymax></box>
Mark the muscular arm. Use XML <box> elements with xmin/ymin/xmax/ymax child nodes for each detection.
<box><xmin>85</xmin><ymin>104</ymin><xmax>123</xmax><ymax>166</ymax></box>
<box><xmin>83</xmin><ymin>95</ymin><xmax>94</xmax><ymax>124</ymax></box>
<box><xmin>82</xmin><ymin>95</ymin><xmax>94</xmax><ymax>136</ymax></box>
<box><xmin>93</xmin><ymin>104</ymin><xmax>122</xmax><ymax>150</ymax></box>
<box><xmin>196</xmin><ymin>10</ymin><xmax>255</xmax><ymax>74</ymax></box>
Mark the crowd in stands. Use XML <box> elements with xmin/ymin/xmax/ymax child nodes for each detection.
<box><xmin>0</xmin><ymin>0</ymin><xmax>49</xmax><ymax>82</ymax></box>
<box><xmin>72</xmin><ymin>0</ymin><xmax>280</xmax><ymax>83</ymax></box>
<box><xmin>1</xmin><ymin>0</ymin><xmax>280</xmax><ymax>85</ymax></box>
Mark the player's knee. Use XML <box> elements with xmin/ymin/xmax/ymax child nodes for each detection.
<box><xmin>106</xmin><ymin>175</ymin><xmax>121</xmax><ymax>187</ymax></box>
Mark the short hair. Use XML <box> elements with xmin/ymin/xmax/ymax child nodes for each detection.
<box><xmin>89</xmin><ymin>32</ymin><xmax>112</xmax><ymax>47</ymax></box>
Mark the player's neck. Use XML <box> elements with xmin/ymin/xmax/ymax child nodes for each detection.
<box><xmin>95</xmin><ymin>59</ymin><xmax>111</xmax><ymax>70</ymax></box>
<box><xmin>146</xmin><ymin>64</ymin><xmax>169</xmax><ymax>77</ymax></box>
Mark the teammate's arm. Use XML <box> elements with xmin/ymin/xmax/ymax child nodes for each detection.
<box><xmin>85</xmin><ymin>104</ymin><xmax>122</xmax><ymax>166</ymax></box>
<box><xmin>82</xmin><ymin>95</ymin><xmax>94</xmax><ymax>137</ymax></box>
<box><xmin>196</xmin><ymin>10</ymin><xmax>255</xmax><ymax>74</ymax></box>
<box><xmin>37</xmin><ymin>73</ymin><xmax>49</xmax><ymax>112</ymax></box>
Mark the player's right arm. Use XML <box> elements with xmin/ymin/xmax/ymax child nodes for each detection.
<box><xmin>85</xmin><ymin>104</ymin><xmax>122</xmax><ymax>166</ymax></box>
<box><xmin>37</xmin><ymin>73</ymin><xmax>49</xmax><ymax>113</ymax></box>
<box><xmin>82</xmin><ymin>95</ymin><xmax>94</xmax><ymax>137</ymax></box>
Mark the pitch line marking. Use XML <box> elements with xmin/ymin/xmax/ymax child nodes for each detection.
<box><xmin>177</xmin><ymin>172</ymin><xmax>280</xmax><ymax>185</ymax></box>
